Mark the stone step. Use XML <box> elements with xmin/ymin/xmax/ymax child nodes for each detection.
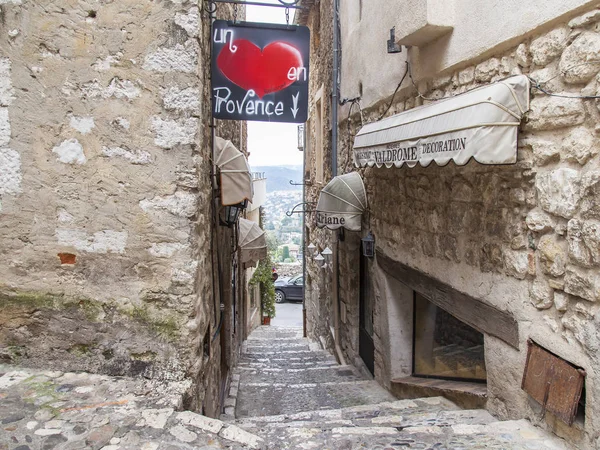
<box><xmin>240</xmin><ymin>349</ymin><xmax>335</xmax><ymax>360</ymax></box>
<box><xmin>251</xmin><ymin>418</ymin><xmax>569</xmax><ymax>450</ymax></box>
<box><xmin>235</xmin><ymin>380</ymin><xmax>396</xmax><ymax>418</ymax></box>
<box><xmin>244</xmin><ymin>343</ymin><xmax>312</xmax><ymax>353</ymax></box>
<box><xmin>236</xmin><ymin>360</ymin><xmax>339</xmax><ymax>370</ymax></box>
<box><xmin>245</xmin><ymin>337</ymin><xmax>308</xmax><ymax>345</ymax></box>
<box><xmin>238</xmin><ymin>365</ymin><xmax>364</xmax><ymax>385</ymax></box>
<box><xmin>235</xmin><ymin>397</ymin><xmax>463</xmax><ymax>429</ymax></box>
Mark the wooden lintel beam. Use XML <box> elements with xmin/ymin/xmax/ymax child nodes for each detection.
<box><xmin>375</xmin><ymin>249</ymin><xmax>520</xmax><ymax>350</ymax></box>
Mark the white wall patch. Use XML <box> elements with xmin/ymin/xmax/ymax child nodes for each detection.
<box><xmin>80</xmin><ymin>78</ymin><xmax>141</xmax><ymax>101</ymax></box>
<box><xmin>0</xmin><ymin>108</ymin><xmax>10</xmax><ymax>147</ymax></box>
<box><xmin>139</xmin><ymin>191</ymin><xmax>197</xmax><ymax>217</ymax></box>
<box><xmin>162</xmin><ymin>87</ymin><xmax>201</xmax><ymax>114</ymax></box>
<box><xmin>70</xmin><ymin>116</ymin><xmax>96</xmax><ymax>134</ymax></box>
<box><xmin>143</xmin><ymin>41</ymin><xmax>199</xmax><ymax>73</ymax></box>
<box><xmin>93</xmin><ymin>54</ymin><xmax>122</xmax><ymax>72</ymax></box>
<box><xmin>0</xmin><ymin>108</ymin><xmax>11</xmax><ymax>147</ymax></box>
<box><xmin>151</xmin><ymin>117</ymin><xmax>197</xmax><ymax>149</ymax></box>
<box><xmin>56</xmin><ymin>228</ymin><xmax>128</xmax><ymax>254</ymax></box>
<box><xmin>113</xmin><ymin>117</ymin><xmax>131</xmax><ymax>130</ymax></box>
<box><xmin>175</xmin><ymin>7</ymin><xmax>200</xmax><ymax>37</ymax></box>
<box><xmin>102</xmin><ymin>146</ymin><xmax>152</xmax><ymax>164</ymax></box>
<box><xmin>0</xmin><ymin>58</ymin><xmax>14</xmax><ymax>107</ymax></box>
<box><xmin>52</xmin><ymin>139</ymin><xmax>87</xmax><ymax>165</ymax></box>
<box><xmin>57</xmin><ymin>208</ymin><xmax>75</xmax><ymax>224</ymax></box>
<box><xmin>148</xmin><ymin>242</ymin><xmax>187</xmax><ymax>258</ymax></box>
<box><xmin>0</xmin><ymin>148</ymin><xmax>22</xmax><ymax>195</ymax></box>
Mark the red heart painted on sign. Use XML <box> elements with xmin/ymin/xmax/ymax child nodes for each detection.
<box><xmin>217</xmin><ymin>39</ymin><xmax>303</xmax><ymax>99</ymax></box>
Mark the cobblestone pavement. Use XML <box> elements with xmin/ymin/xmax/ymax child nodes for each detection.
<box><xmin>0</xmin><ymin>328</ymin><xmax>573</xmax><ymax>449</ymax></box>
<box><xmin>228</xmin><ymin>326</ymin><xmax>572</xmax><ymax>450</ymax></box>
<box><xmin>0</xmin><ymin>365</ymin><xmax>263</xmax><ymax>450</ymax></box>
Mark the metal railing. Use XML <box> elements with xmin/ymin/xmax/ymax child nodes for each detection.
<box><xmin>252</xmin><ymin>172</ymin><xmax>266</xmax><ymax>180</ymax></box>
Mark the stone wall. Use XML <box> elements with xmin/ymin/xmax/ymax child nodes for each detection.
<box><xmin>0</xmin><ymin>0</ymin><xmax>244</xmax><ymax>417</ymax></box>
<box><xmin>304</xmin><ymin>3</ymin><xmax>600</xmax><ymax>447</ymax></box>
<box><xmin>301</xmin><ymin>0</ymin><xmax>337</xmax><ymax>354</ymax></box>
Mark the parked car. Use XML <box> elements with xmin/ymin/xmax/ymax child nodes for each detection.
<box><xmin>274</xmin><ymin>274</ymin><xmax>303</xmax><ymax>303</ymax></box>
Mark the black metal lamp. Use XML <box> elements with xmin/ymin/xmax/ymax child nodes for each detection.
<box><xmin>361</xmin><ymin>231</ymin><xmax>375</xmax><ymax>258</ymax></box>
<box><xmin>221</xmin><ymin>200</ymin><xmax>248</xmax><ymax>227</ymax></box>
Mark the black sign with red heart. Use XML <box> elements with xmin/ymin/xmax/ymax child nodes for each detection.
<box><xmin>211</xmin><ymin>20</ymin><xmax>310</xmax><ymax>123</ymax></box>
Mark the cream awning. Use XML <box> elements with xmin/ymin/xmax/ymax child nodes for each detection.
<box><xmin>316</xmin><ymin>172</ymin><xmax>367</xmax><ymax>232</ymax></box>
<box><xmin>239</xmin><ymin>218</ymin><xmax>267</xmax><ymax>266</ymax></box>
<box><xmin>214</xmin><ymin>137</ymin><xmax>253</xmax><ymax>206</ymax></box>
<box><xmin>353</xmin><ymin>75</ymin><xmax>530</xmax><ymax>168</ymax></box>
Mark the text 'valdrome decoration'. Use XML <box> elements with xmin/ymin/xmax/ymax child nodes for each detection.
<box><xmin>211</xmin><ymin>20</ymin><xmax>310</xmax><ymax>123</ymax></box>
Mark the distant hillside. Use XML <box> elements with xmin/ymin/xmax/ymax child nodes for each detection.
<box><xmin>252</xmin><ymin>165</ymin><xmax>303</xmax><ymax>192</ymax></box>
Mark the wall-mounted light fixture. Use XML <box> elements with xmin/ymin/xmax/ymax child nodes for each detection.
<box><xmin>297</xmin><ymin>124</ymin><xmax>305</xmax><ymax>151</ymax></box>
<box><xmin>321</xmin><ymin>246</ymin><xmax>332</xmax><ymax>268</ymax></box>
<box><xmin>361</xmin><ymin>231</ymin><xmax>375</xmax><ymax>258</ymax></box>
<box><xmin>314</xmin><ymin>252</ymin><xmax>325</xmax><ymax>268</ymax></box>
<box><xmin>307</xmin><ymin>242</ymin><xmax>317</xmax><ymax>257</ymax></box>
<box><xmin>220</xmin><ymin>200</ymin><xmax>248</xmax><ymax>227</ymax></box>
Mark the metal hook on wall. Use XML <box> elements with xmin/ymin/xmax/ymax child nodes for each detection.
<box><xmin>289</xmin><ymin>179</ymin><xmax>312</xmax><ymax>186</ymax></box>
<box><xmin>204</xmin><ymin>0</ymin><xmax>218</xmax><ymax>14</ymax></box>
<box><xmin>286</xmin><ymin>202</ymin><xmax>316</xmax><ymax>217</ymax></box>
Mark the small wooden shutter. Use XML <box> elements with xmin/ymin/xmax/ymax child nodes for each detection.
<box><xmin>522</xmin><ymin>340</ymin><xmax>585</xmax><ymax>425</ymax></box>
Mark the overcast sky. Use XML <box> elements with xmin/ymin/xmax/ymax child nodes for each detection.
<box><xmin>245</xmin><ymin>1</ymin><xmax>303</xmax><ymax>168</ymax></box>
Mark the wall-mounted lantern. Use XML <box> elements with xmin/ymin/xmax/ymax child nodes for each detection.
<box><xmin>322</xmin><ymin>246</ymin><xmax>332</xmax><ymax>263</ymax></box>
<box><xmin>361</xmin><ymin>232</ymin><xmax>375</xmax><ymax>258</ymax></box>
<box><xmin>307</xmin><ymin>242</ymin><xmax>317</xmax><ymax>256</ymax></box>
<box><xmin>297</xmin><ymin>124</ymin><xmax>305</xmax><ymax>151</ymax></box>
<box><xmin>314</xmin><ymin>252</ymin><xmax>325</xmax><ymax>267</ymax></box>
<box><xmin>221</xmin><ymin>200</ymin><xmax>248</xmax><ymax>227</ymax></box>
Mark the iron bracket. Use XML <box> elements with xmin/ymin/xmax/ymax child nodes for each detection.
<box><xmin>205</xmin><ymin>0</ymin><xmax>306</xmax><ymax>10</ymax></box>
<box><xmin>286</xmin><ymin>202</ymin><xmax>316</xmax><ymax>216</ymax></box>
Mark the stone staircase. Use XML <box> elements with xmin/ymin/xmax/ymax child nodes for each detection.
<box><xmin>225</xmin><ymin>325</ymin><xmax>571</xmax><ymax>449</ymax></box>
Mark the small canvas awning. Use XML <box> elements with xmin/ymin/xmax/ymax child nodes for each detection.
<box><xmin>238</xmin><ymin>218</ymin><xmax>267</xmax><ymax>266</ymax></box>
<box><xmin>353</xmin><ymin>75</ymin><xmax>530</xmax><ymax>168</ymax></box>
<box><xmin>214</xmin><ymin>137</ymin><xmax>253</xmax><ymax>206</ymax></box>
<box><xmin>316</xmin><ymin>172</ymin><xmax>367</xmax><ymax>232</ymax></box>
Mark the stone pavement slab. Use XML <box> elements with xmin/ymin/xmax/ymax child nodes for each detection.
<box><xmin>0</xmin><ymin>365</ymin><xmax>262</xmax><ymax>450</ymax></box>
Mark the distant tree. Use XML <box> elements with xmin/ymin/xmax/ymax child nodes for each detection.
<box><xmin>282</xmin><ymin>245</ymin><xmax>290</xmax><ymax>260</ymax></box>
<box><xmin>284</xmin><ymin>258</ymin><xmax>293</xmax><ymax>263</ymax></box>
<box><xmin>281</xmin><ymin>217</ymin><xmax>292</xmax><ymax>227</ymax></box>
<box><xmin>292</xmin><ymin>236</ymin><xmax>301</xmax><ymax>245</ymax></box>
<box><xmin>266</xmin><ymin>231</ymin><xmax>280</xmax><ymax>254</ymax></box>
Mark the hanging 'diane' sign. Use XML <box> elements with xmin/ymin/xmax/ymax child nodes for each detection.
<box><xmin>211</xmin><ymin>20</ymin><xmax>310</xmax><ymax>123</ymax></box>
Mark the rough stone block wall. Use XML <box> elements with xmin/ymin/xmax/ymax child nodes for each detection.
<box><xmin>0</xmin><ymin>0</ymin><xmax>242</xmax><ymax>416</ymax></box>
<box><xmin>328</xmin><ymin>8</ymin><xmax>600</xmax><ymax>447</ymax></box>
<box><xmin>303</xmin><ymin>0</ymin><xmax>337</xmax><ymax>353</ymax></box>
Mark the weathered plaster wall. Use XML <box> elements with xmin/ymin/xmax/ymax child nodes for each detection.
<box><xmin>0</xmin><ymin>0</ymin><xmax>244</xmax><ymax>416</ymax></box>
<box><xmin>334</xmin><ymin>9</ymin><xmax>600</xmax><ymax>448</ymax></box>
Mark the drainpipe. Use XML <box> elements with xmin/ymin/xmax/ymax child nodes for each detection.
<box><xmin>302</xmin><ymin>128</ymin><xmax>307</xmax><ymax>338</ymax></box>
<box><xmin>331</xmin><ymin>0</ymin><xmax>339</xmax><ymax>178</ymax></box>
<box><xmin>330</xmin><ymin>0</ymin><xmax>345</xmax><ymax>366</ymax></box>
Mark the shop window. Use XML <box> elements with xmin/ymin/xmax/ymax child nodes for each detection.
<box><xmin>413</xmin><ymin>293</ymin><xmax>486</xmax><ymax>382</ymax></box>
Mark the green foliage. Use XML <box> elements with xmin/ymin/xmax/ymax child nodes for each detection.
<box><xmin>282</xmin><ymin>245</ymin><xmax>290</xmax><ymax>260</ymax></box>
<box><xmin>249</xmin><ymin>255</ymin><xmax>276</xmax><ymax>319</ymax></box>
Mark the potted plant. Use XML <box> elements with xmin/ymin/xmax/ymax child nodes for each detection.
<box><xmin>249</xmin><ymin>256</ymin><xmax>276</xmax><ymax>326</ymax></box>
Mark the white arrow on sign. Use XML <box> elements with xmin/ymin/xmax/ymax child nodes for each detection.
<box><xmin>291</xmin><ymin>92</ymin><xmax>300</xmax><ymax>119</ymax></box>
